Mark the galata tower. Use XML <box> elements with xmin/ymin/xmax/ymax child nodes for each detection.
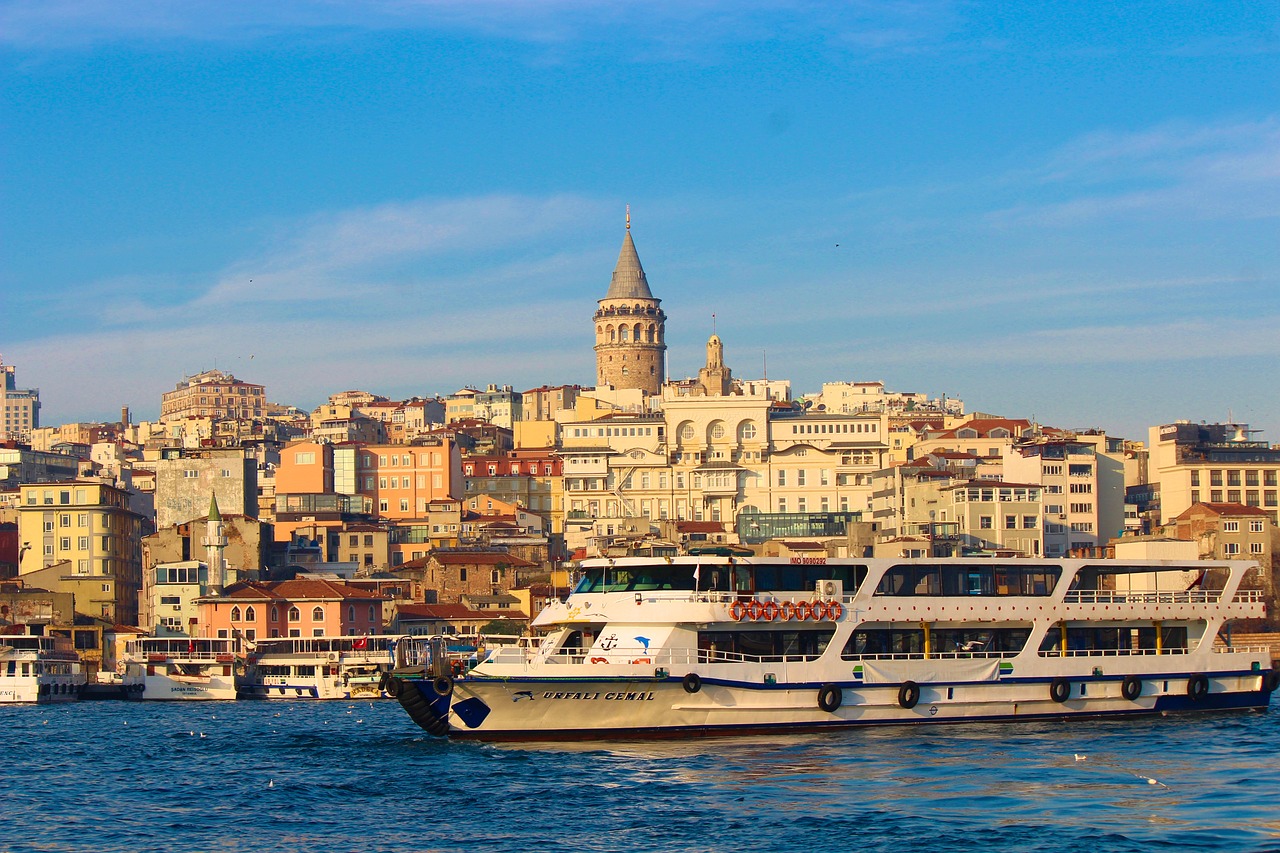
<box><xmin>594</xmin><ymin>210</ymin><xmax>667</xmax><ymax>394</ymax></box>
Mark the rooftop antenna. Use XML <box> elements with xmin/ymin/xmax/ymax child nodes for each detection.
<box><xmin>625</xmin><ymin>204</ymin><xmax>630</xmax><ymax>231</ymax></box>
<box><xmin>712</xmin><ymin>313</ymin><xmax>717</xmax><ymax>335</ymax></box>
<box><xmin>763</xmin><ymin>349</ymin><xmax>767</xmax><ymax>381</ymax></box>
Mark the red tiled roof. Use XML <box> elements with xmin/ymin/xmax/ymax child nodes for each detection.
<box><xmin>432</xmin><ymin>551</ymin><xmax>537</xmax><ymax>567</ymax></box>
<box><xmin>1176</xmin><ymin>502</ymin><xmax>1270</xmax><ymax>519</ymax></box>
<box><xmin>222</xmin><ymin>579</ymin><xmax>388</xmax><ymax>601</ymax></box>
<box><xmin>395</xmin><ymin>603</ymin><xmax>528</xmax><ymax>620</ymax></box>
<box><xmin>678</xmin><ymin>521</ymin><xmax>726</xmax><ymax>533</ymax></box>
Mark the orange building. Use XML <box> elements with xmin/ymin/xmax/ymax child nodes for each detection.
<box><xmin>198</xmin><ymin>578</ymin><xmax>388</xmax><ymax>640</ymax></box>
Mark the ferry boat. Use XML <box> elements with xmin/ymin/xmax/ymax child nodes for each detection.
<box><xmin>386</xmin><ymin>556</ymin><xmax>1279</xmax><ymax>740</ymax></box>
<box><xmin>123</xmin><ymin>637</ymin><xmax>242</xmax><ymax>700</ymax></box>
<box><xmin>238</xmin><ymin>635</ymin><xmax>398</xmax><ymax>700</ymax></box>
<box><xmin>0</xmin><ymin>631</ymin><xmax>87</xmax><ymax>704</ymax></box>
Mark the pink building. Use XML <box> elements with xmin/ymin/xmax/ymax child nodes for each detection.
<box><xmin>198</xmin><ymin>578</ymin><xmax>389</xmax><ymax>641</ymax></box>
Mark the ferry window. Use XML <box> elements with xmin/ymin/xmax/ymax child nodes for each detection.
<box><xmin>841</xmin><ymin>627</ymin><xmax>925</xmax><ymax>659</ymax></box>
<box><xmin>876</xmin><ymin>564</ymin><xmax>1059</xmax><ymax>597</ymax></box>
<box><xmin>698</xmin><ymin>629</ymin><xmax>833</xmax><ymax>661</ymax></box>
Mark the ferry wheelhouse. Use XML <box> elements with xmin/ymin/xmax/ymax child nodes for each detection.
<box><xmin>123</xmin><ymin>637</ymin><xmax>242</xmax><ymax>700</ymax></box>
<box><xmin>238</xmin><ymin>635</ymin><xmax>398</xmax><ymax>700</ymax></box>
<box><xmin>387</xmin><ymin>556</ymin><xmax>1278</xmax><ymax>740</ymax></box>
<box><xmin>0</xmin><ymin>632</ymin><xmax>86</xmax><ymax>704</ymax></box>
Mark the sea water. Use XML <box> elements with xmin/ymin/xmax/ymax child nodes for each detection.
<box><xmin>2</xmin><ymin>701</ymin><xmax>1277</xmax><ymax>853</ymax></box>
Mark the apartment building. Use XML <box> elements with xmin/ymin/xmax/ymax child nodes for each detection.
<box><xmin>1147</xmin><ymin>421</ymin><xmax>1280</xmax><ymax>525</ymax></box>
<box><xmin>160</xmin><ymin>369</ymin><xmax>265</xmax><ymax>424</ymax></box>
<box><xmin>0</xmin><ymin>359</ymin><xmax>40</xmax><ymax>443</ymax></box>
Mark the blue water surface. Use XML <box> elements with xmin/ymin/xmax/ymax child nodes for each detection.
<box><xmin>2</xmin><ymin>700</ymin><xmax>1277</xmax><ymax>853</ymax></box>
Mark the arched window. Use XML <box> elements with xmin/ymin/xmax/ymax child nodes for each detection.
<box><xmin>620</xmin><ymin>326</ymin><xmax>630</xmax><ymax>342</ymax></box>
<box><xmin>647</xmin><ymin>326</ymin><xmax>655</xmax><ymax>342</ymax></box>
<box><xmin>708</xmin><ymin>420</ymin><xmax>726</xmax><ymax>442</ymax></box>
<box><xmin>245</xmin><ymin>606</ymin><xmax>256</xmax><ymax>622</ymax></box>
<box><xmin>633</xmin><ymin>323</ymin><xmax>642</xmax><ymax>341</ymax></box>
<box><xmin>369</xmin><ymin>605</ymin><xmax>376</xmax><ymax>622</ymax></box>
<box><xmin>348</xmin><ymin>605</ymin><xmax>355</xmax><ymax>622</ymax></box>
<box><xmin>491</xmin><ymin>569</ymin><xmax>501</xmax><ymax>584</ymax></box>
<box><xmin>607</xmin><ymin>325</ymin><xmax>616</xmax><ymax>342</ymax></box>
<box><xmin>288</xmin><ymin>607</ymin><xmax>300</xmax><ymax>622</ymax></box>
<box><xmin>312</xmin><ymin>606</ymin><xmax>324</xmax><ymax>622</ymax></box>
<box><xmin>230</xmin><ymin>606</ymin><xmax>241</xmax><ymax>622</ymax></box>
<box><xmin>739</xmin><ymin>421</ymin><xmax>758</xmax><ymax>441</ymax></box>
<box><xmin>270</xmin><ymin>606</ymin><xmax>279</xmax><ymax>622</ymax></box>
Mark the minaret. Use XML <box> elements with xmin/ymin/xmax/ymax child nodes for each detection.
<box><xmin>203</xmin><ymin>493</ymin><xmax>228</xmax><ymax>594</ymax></box>
<box><xmin>593</xmin><ymin>208</ymin><xmax>667</xmax><ymax>395</ymax></box>
<box><xmin>698</xmin><ymin>333</ymin><xmax>734</xmax><ymax>396</ymax></box>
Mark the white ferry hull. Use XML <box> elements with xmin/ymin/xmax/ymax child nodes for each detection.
<box><xmin>140</xmin><ymin>673</ymin><xmax>238</xmax><ymax>701</ymax></box>
<box><xmin>435</xmin><ymin>665</ymin><xmax>1273</xmax><ymax>739</ymax></box>
<box><xmin>0</xmin><ymin>676</ymin><xmax>84</xmax><ymax>704</ymax></box>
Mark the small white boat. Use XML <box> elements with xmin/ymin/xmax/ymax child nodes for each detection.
<box><xmin>123</xmin><ymin>637</ymin><xmax>242</xmax><ymax>701</ymax></box>
<box><xmin>386</xmin><ymin>556</ymin><xmax>1278</xmax><ymax>740</ymax></box>
<box><xmin>238</xmin><ymin>635</ymin><xmax>398</xmax><ymax>700</ymax></box>
<box><xmin>0</xmin><ymin>631</ymin><xmax>87</xmax><ymax>704</ymax></box>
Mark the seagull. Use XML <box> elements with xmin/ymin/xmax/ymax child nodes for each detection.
<box><xmin>268</xmin><ymin>780</ymin><xmax>274</xmax><ymax>788</ymax></box>
<box><xmin>199</xmin><ymin>732</ymin><xmax>206</xmax><ymax>738</ymax></box>
<box><xmin>1074</xmin><ymin>754</ymin><xmax>1087</xmax><ymax>761</ymax></box>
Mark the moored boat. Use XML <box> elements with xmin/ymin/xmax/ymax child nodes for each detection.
<box><xmin>238</xmin><ymin>635</ymin><xmax>398</xmax><ymax>700</ymax></box>
<box><xmin>386</xmin><ymin>556</ymin><xmax>1278</xmax><ymax>740</ymax></box>
<box><xmin>0</xmin><ymin>630</ymin><xmax>87</xmax><ymax>704</ymax></box>
<box><xmin>123</xmin><ymin>637</ymin><xmax>242</xmax><ymax>700</ymax></box>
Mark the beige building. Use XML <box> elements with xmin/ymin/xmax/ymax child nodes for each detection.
<box><xmin>154</xmin><ymin>447</ymin><xmax>258</xmax><ymax>529</ymax></box>
<box><xmin>594</xmin><ymin>215</ymin><xmax>667</xmax><ymax>395</ymax></box>
<box><xmin>1167</xmin><ymin>502</ymin><xmax>1273</xmax><ymax>565</ymax></box>
<box><xmin>160</xmin><ymin>369</ymin><xmax>265</xmax><ymax>424</ymax></box>
<box><xmin>17</xmin><ymin>480</ymin><xmax>145</xmax><ymax>624</ymax></box>
<box><xmin>1</xmin><ymin>359</ymin><xmax>40</xmax><ymax>443</ymax></box>
<box><xmin>939</xmin><ymin>480</ymin><xmax>1044</xmax><ymax>556</ymax></box>
<box><xmin>1147</xmin><ymin>421</ymin><xmax>1280</xmax><ymax>525</ymax></box>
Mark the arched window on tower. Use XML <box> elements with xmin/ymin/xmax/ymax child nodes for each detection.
<box><xmin>607</xmin><ymin>325</ymin><xmax>616</xmax><ymax>342</ymax></box>
<box><xmin>633</xmin><ymin>323</ymin><xmax>642</xmax><ymax>341</ymax></box>
<box><xmin>620</xmin><ymin>326</ymin><xmax>630</xmax><ymax>342</ymax></box>
<box><xmin>647</xmin><ymin>326</ymin><xmax>655</xmax><ymax>342</ymax></box>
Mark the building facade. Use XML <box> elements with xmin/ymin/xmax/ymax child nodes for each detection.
<box><xmin>1</xmin><ymin>359</ymin><xmax>40</xmax><ymax>443</ymax></box>
<box><xmin>160</xmin><ymin>369</ymin><xmax>266</xmax><ymax>424</ymax></box>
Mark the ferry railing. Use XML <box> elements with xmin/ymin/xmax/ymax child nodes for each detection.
<box><xmin>1211</xmin><ymin>644</ymin><xmax>1271</xmax><ymax>655</ymax></box>
<box><xmin>1062</xmin><ymin>590</ymin><xmax>1225</xmax><ymax>605</ymax></box>
<box><xmin>1039</xmin><ymin>648</ymin><xmax>1189</xmax><ymax>657</ymax></box>
<box><xmin>844</xmin><ymin>651</ymin><xmax>1018</xmax><ymax>661</ymax></box>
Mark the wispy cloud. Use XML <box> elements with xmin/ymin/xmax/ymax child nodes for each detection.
<box><xmin>987</xmin><ymin>117</ymin><xmax>1280</xmax><ymax>227</ymax></box>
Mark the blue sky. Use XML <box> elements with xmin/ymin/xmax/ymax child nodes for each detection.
<box><xmin>2</xmin><ymin>1</ymin><xmax>1277</xmax><ymax>442</ymax></box>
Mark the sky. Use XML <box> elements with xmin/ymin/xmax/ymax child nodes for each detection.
<box><xmin>1</xmin><ymin>1</ymin><xmax>1277</xmax><ymax>443</ymax></box>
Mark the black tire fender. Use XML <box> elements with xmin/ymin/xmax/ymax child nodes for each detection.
<box><xmin>817</xmin><ymin>683</ymin><xmax>842</xmax><ymax>713</ymax></box>
<box><xmin>385</xmin><ymin>676</ymin><xmax>404</xmax><ymax>699</ymax></box>
<box><xmin>682</xmin><ymin>672</ymin><xmax>702</xmax><ymax>694</ymax></box>
<box><xmin>1187</xmin><ymin>673</ymin><xmax>1209</xmax><ymax>701</ymax></box>
<box><xmin>1121</xmin><ymin>675</ymin><xmax>1142</xmax><ymax>701</ymax></box>
<box><xmin>898</xmin><ymin>680</ymin><xmax>921</xmax><ymax>709</ymax></box>
<box><xmin>1049</xmin><ymin>678</ymin><xmax>1071</xmax><ymax>704</ymax></box>
<box><xmin>431</xmin><ymin>675</ymin><xmax>454</xmax><ymax>697</ymax></box>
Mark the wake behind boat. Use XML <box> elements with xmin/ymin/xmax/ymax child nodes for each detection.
<box><xmin>386</xmin><ymin>555</ymin><xmax>1278</xmax><ymax>740</ymax></box>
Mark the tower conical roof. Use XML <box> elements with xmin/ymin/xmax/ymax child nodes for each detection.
<box><xmin>604</xmin><ymin>230</ymin><xmax>654</xmax><ymax>300</ymax></box>
<box><xmin>208</xmin><ymin>493</ymin><xmax>221</xmax><ymax>522</ymax></box>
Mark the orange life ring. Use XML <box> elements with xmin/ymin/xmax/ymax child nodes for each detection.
<box><xmin>794</xmin><ymin>600</ymin><xmax>813</xmax><ymax>620</ymax></box>
<box><xmin>729</xmin><ymin>599</ymin><xmax>747</xmax><ymax>621</ymax></box>
<box><xmin>827</xmin><ymin>601</ymin><xmax>844</xmax><ymax>621</ymax></box>
<box><xmin>746</xmin><ymin>600</ymin><xmax>764</xmax><ymax>621</ymax></box>
<box><xmin>779</xmin><ymin>601</ymin><xmax>797</xmax><ymax>621</ymax></box>
<box><xmin>761</xmin><ymin>601</ymin><xmax>780</xmax><ymax>621</ymax></box>
<box><xmin>811</xmin><ymin>600</ymin><xmax>831</xmax><ymax>621</ymax></box>
<box><xmin>632</xmin><ymin>658</ymin><xmax>651</xmax><ymax>664</ymax></box>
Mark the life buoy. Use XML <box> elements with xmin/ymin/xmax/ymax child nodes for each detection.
<box><xmin>898</xmin><ymin>680</ymin><xmax>921</xmax><ymax>709</ymax></box>
<box><xmin>1263</xmin><ymin>670</ymin><xmax>1280</xmax><ymax>693</ymax></box>
<box><xmin>794</xmin><ymin>600</ymin><xmax>813</xmax><ymax>621</ymax></box>
<box><xmin>827</xmin><ymin>601</ymin><xmax>844</xmax><ymax>621</ymax></box>
<box><xmin>1187</xmin><ymin>674</ymin><xmax>1209</xmax><ymax>701</ymax></box>
<box><xmin>385</xmin><ymin>677</ymin><xmax>404</xmax><ymax>699</ymax></box>
<box><xmin>817</xmin><ymin>684</ymin><xmax>842</xmax><ymax>713</ymax></box>
<box><xmin>1049</xmin><ymin>678</ymin><xmax>1071</xmax><ymax>703</ymax></box>
<box><xmin>432</xmin><ymin>675</ymin><xmax>454</xmax><ymax>697</ymax></box>
<box><xmin>1121</xmin><ymin>675</ymin><xmax>1142</xmax><ymax>701</ymax></box>
<box><xmin>746</xmin><ymin>600</ymin><xmax>764</xmax><ymax>621</ymax></box>
<box><xmin>729</xmin><ymin>599</ymin><xmax>747</xmax><ymax>621</ymax></box>
<box><xmin>779</xmin><ymin>601</ymin><xmax>797</xmax><ymax>621</ymax></box>
<box><xmin>682</xmin><ymin>673</ymin><xmax>702</xmax><ymax>694</ymax></box>
<box><xmin>811</xmin><ymin>600</ymin><xmax>830</xmax><ymax>621</ymax></box>
<box><xmin>761</xmin><ymin>601</ymin><xmax>780</xmax><ymax>621</ymax></box>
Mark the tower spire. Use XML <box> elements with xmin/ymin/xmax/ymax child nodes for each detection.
<box><xmin>626</xmin><ymin>204</ymin><xmax>631</xmax><ymax>231</ymax></box>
